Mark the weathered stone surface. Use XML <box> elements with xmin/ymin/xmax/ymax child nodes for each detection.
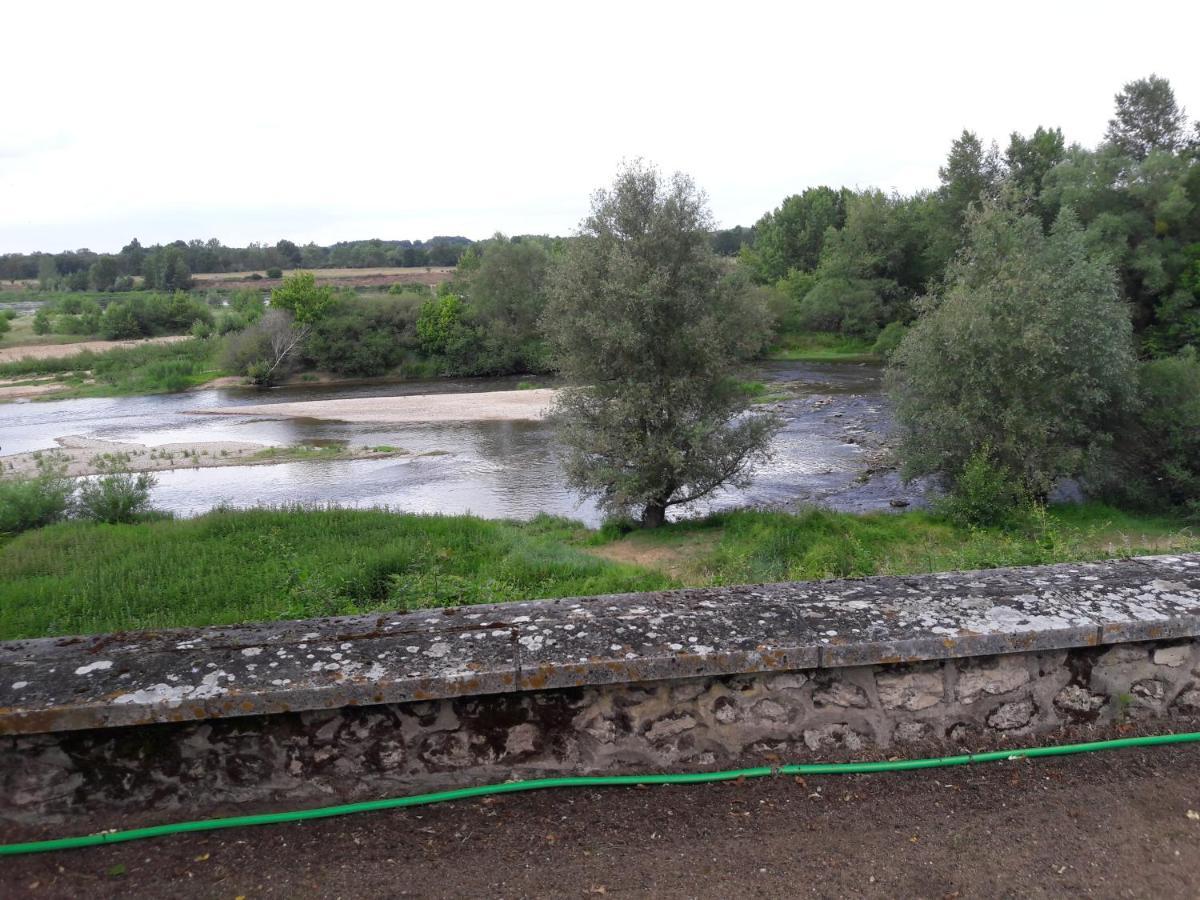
<box><xmin>812</xmin><ymin>679</ymin><xmax>871</xmax><ymax>709</ymax></box>
<box><xmin>1131</xmin><ymin>678</ymin><xmax>1167</xmax><ymax>705</ymax></box>
<box><xmin>1054</xmin><ymin>684</ymin><xmax>1107</xmax><ymax>713</ymax></box>
<box><xmin>956</xmin><ymin>658</ymin><xmax>1031</xmax><ymax>704</ymax></box>
<box><xmin>876</xmin><ymin>669</ymin><xmax>944</xmax><ymax>711</ymax></box>
<box><xmin>802</xmin><ymin>723</ymin><xmax>866</xmax><ymax>752</ymax></box>
<box><xmin>4</xmin><ymin>554</ymin><xmax>1200</xmax><ymax>737</ymax></box>
<box><xmin>1174</xmin><ymin>688</ymin><xmax>1200</xmax><ymax>711</ymax></box>
<box><xmin>1153</xmin><ymin>645</ymin><xmax>1191</xmax><ymax>668</ymax></box>
<box><xmin>987</xmin><ymin>700</ymin><xmax>1036</xmax><ymax>731</ymax></box>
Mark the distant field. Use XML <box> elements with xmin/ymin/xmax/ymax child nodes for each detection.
<box><xmin>1</xmin><ymin>266</ymin><xmax>455</xmax><ymax>294</ymax></box>
<box><xmin>193</xmin><ymin>266</ymin><xmax>454</xmax><ymax>289</ymax></box>
<box><xmin>0</xmin><ymin>334</ymin><xmax>188</xmax><ymax>364</ymax></box>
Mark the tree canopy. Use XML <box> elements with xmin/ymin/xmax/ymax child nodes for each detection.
<box><xmin>544</xmin><ymin>162</ymin><xmax>778</xmax><ymax>527</ymax></box>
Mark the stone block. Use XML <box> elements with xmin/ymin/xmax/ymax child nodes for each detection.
<box><xmin>812</xmin><ymin>679</ymin><xmax>870</xmax><ymax>709</ymax></box>
<box><xmin>1054</xmin><ymin>684</ymin><xmax>1107</xmax><ymax>713</ymax></box>
<box><xmin>876</xmin><ymin>670</ymin><xmax>943</xmax><ymax>711</ymax></box>
<box><xmin>802</xmin><ymin>723</ymin><xmax>866</xmax><ymax>752</ymax></box>
<box><xmin>956</xmin><ymin>658</ymin><xmax>1031</xmax><ymax>704</ymax></box>
<box><xmin>1153</xmin><ymin>645</ymin><xmax>1191</xmax><ymax>668</ymax></box>
<box><xmin>987</xmin><ymin>700</ymin><xmax>1035</xmax><ymax>731</ymax></box>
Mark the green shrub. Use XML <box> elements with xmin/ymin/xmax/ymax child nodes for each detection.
<box><xmin>75</xmin><ymin>465</ymin><xmax>157</xmax><ymax>524</ymax></box>
<box><xmin>0</xmin><ymin>466</ymin><xmax>74</xmax><ymax>534</ymax></box>
<box><xmin>0</xmin><ymin>314</ymin><xmax>8</xmax><ymax>337</ymax></box>
<box><xmin>934</xmin><ymin>447</ymin><xmax>1031</xmax><ymax>529</ymax></box>
<box><xmin>1105</xmin><ymin>350</ymin><xmax>1200</xmax><ymax>517</ymax></box>
<box><xmin>266</xmin><ymin>267</ymin><xmax>283</xmax><ymax>279</ymax></box>
<box><xmin>871</xmin><ymin>321</ymin><xmax>908</xmax><ymax>359</ymax></box>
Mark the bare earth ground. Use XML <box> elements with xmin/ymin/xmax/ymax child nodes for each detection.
<box><xmin>0</xmin><ymin>335</ymin><xmax>188</xmax><ymax>365</ymax></box>
<box><xmin>192</xmin><ymin>267</ymin><xmax>455</xmax><ymax>291</ymax></box>
<box><xmin>1</xmin><ymin>437</ymin><xmax>411</xmax><ymax>479</ymax></box>
<box><xmin>196</xmin><ymin>388</ymin><xmax>557</xmax><ymax>424</ymax></box>
<box><xmin>4</xmin><ymin>741</ymin><xmax>1199</xmax><ymax>898</ymax></box>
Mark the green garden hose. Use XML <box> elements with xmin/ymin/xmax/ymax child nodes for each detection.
<box><xmin>2</xmin><ymin>730</ymin><xmax>1198</xmax><ymax>857</ymax></box>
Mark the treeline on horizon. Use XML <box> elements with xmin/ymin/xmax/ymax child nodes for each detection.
<box><xmin>0</xmin><ymin>236</ymin><xmax>476</xmax><ymax>289</ymax></box>
<box><xmin>5</xmin><ymin>75</ymin><xmax>1199</xmax><ymax>361</ymax></box>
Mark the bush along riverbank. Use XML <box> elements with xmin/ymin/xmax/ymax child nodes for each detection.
<box><xmin>0</xmin><ymin>503</ymin><xmax>1196</xmax><ymax>640</ymax></box>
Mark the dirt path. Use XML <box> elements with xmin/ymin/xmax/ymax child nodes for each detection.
<box><xmin>5</xmin><ymin>742</ymin><xmax>1200</xmax><ymax>898</ymax></box>
<box><xmin>196</xmin><ymin>388</ymin><xmax>557</xmax><ymax>424</ymax></box>
<box><xmin>0</xmin><ymin>335</ymin><xmax>189</xmax><ymax>364</ymax></box>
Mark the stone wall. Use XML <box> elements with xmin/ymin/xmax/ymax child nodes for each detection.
<box><xmin>6</xmin><ymin>637</ymin><xmax>1200</xmax><ymax>825</ymax></box>
<box><xmin>3</xmin><ymin>554</ymin><xmax>1199</xmax><ymax>824</ymax></box>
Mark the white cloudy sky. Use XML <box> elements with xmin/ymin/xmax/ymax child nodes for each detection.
<box><xmin>2</xmin><ymin>0</ymin><xmax>1198</xmax><ymax>254</ymax></box>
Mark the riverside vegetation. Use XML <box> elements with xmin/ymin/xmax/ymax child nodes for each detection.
<box><xmin>0</xmin><ymin>503</ymin><xmax>1195</xmax><ymax>640</ymax></box>
<box><xmin>2</xmin><ymin>74</ymin><xmax>1200</xmax><ymax>638</ymax></box>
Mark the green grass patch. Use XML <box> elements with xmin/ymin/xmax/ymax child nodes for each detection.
<box><xmin>2</xmin><ymin>503</ymin><xmax>1194</xmax><ymax>640</ymax></box>
<box><xmin>0</xmin><ymin>508</ymin><xmax>672</xmax><ymax>639</ymax></box>
<box><xmin>592</xmin><ymin>503</ymin><xmax>1199</xmax><ymax>585</ymax></box>
<box><xmin>767</xmin><ymin>331</ymin><xmax>880</xmax><ymax>362</ymax></box>
<box><xmin>0</xmin><ymin>339</ymin><xmax>224</xmax><ymax>397</ymax></box>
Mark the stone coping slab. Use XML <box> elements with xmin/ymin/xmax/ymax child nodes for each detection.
<box><xmin>1</xmin><ymin>554</ymin><xmax>1197</xmax><ymax>736</ymax></box>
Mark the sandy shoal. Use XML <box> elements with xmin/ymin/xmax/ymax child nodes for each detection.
<box><xmin>194</xmin><ymin>388</ymin><xmax>558</xmax><ymax>424</ymax></box>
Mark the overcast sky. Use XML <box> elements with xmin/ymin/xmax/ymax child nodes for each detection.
<box><xmin>2</xmin><ymin>0</ymin><xmax>1198</xmax><ymax>254</ymax></box>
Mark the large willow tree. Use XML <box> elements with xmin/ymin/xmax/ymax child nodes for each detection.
<box><xmin>543</xmin><ymin>162</ymin><xmax>778</xmax><ymax>527</ymax></box>
<box><xmin>889</xmin><ymin>201</ymin><xmax>1137</xmax><ymax>497</ymax></box>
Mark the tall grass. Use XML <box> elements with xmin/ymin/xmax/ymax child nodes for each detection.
<box><xmin>599</xmin><ymin>504</ymin><xmax>1200</xmax><ymax>585</ymax></box>
<box><xmin>2</xmin><ymin>503</ymin><xmax>1195</xmax><ymax>641</ymax></box>
<box><xmin>0</xmin><ymin>508</ymin><xmax>670</xmax><ymax>639</ymax></box>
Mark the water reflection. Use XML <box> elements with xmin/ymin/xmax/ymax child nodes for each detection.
<box><xmin>1</xmin><ymin>362</ymin><xmax>907</xmax><ymax>526</ymax></box>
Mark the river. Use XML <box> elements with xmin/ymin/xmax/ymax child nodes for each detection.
<box><xmin>0</xmin><ymin>362</ymin><xmax>924</xmax><ymax>525</ymax></box>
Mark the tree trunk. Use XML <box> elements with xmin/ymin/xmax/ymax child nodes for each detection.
<box><xmin>641</xmin><ymin>501</ymin><xmax>667</xmax><ymax>529</ymax></box>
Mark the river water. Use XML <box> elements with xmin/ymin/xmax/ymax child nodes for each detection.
<box><xmin>0</xmin><ymin>362</ymin><xmax>923</xmax><ymax>525</ymax></box>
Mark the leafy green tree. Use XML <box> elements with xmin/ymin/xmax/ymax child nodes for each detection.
<box><xmin>742</xmin><ymin>186</ymin><xmax>848</xmax><ymax>283</ymax></box>
<box><xmin>119</xmin><ymin>238</ymin><xmax>145</xmax><ymax>275</ymax></box>
<box><xmin>275</xmin><ymin>239</ymin><xmax>302</xmax><ymax>266</ymax></box>
<box><xmin>228</xmin><ymin>272</ymin><xmax>337</xmax><ymax>385</ymax></box>
<box><xmin>795</xmin><ymin>191</ymin><xmax>933</xmax><ymax>336</ymax></box>
<box><xmin>89</xmin><ymin>257</ymin><xmax>119</xmax><ymax>291</ymax></box>
<box><xmin>32</xmin><ymin>309</ymin><xmax>53</xmax><ymax>334</ymax></box>
<box><xmin>936</xmin><ymin>131</ymin><xmax>1003</xmax><ymax>230</ymax></box>
<box><xmin>271</xmin><ymin>271</ymin><xmax>335</xmax><ymax>324</ymax></box>
<box><xmin>1005</xmin><ymin>126</ymin><xmax>1066</xmax><ymax>223</ymax></box>
<box><xmin>543</xmin><ymin>162</ymin><xmax>778</xmax><ymax>527</ymax></box>
<box><xmin>416</xmin><ymin>294</ymin><xmax>473</xmax><ymax>361</ymax></box>
<box><xmin>1106</xmin><ymin>75</ymin><xmax>1192</xmax><ymax>161</ymax></box>
<box><xmin>459</xmin><ymin>235</ymin><xmax>552</xmax><ymax>373</ymax></box>
<box><xmin>36</xmin><ymin>257</ymin><xmax>59</xmax><ymax>290</ymax></box>
<box><xmin>1103</xmin><ymin>349</ymin><xmax>1200</xmax><ymax>516</ymax></box>
<box><xmin>0</xmin><ymin>313</ymin><xmax>9</xmax><ymax>337</ymax></box>
<box><xmin>889</xmin><ymin>202</ymin><xmax>1136</xmax><ymax>498</ymax></box>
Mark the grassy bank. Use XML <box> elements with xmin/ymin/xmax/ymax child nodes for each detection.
<box><xmin>1</xmin><ymin>503</ymin><xmax>1196</xmax><ymax>640</ymax></box>
<box><xmin>767</xmin><ymin>331</ymin><xmax>880</xmax><ymax>363</ymax></box>
<box><xmin>0</xmin><ymin>509</ymin><xmax>669</xmax><ymax>639</ymax></box>
<box><xmin>0</xmin><ymin>339</ymin><xmax>223</xmax><ymax>397</ymax></box>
